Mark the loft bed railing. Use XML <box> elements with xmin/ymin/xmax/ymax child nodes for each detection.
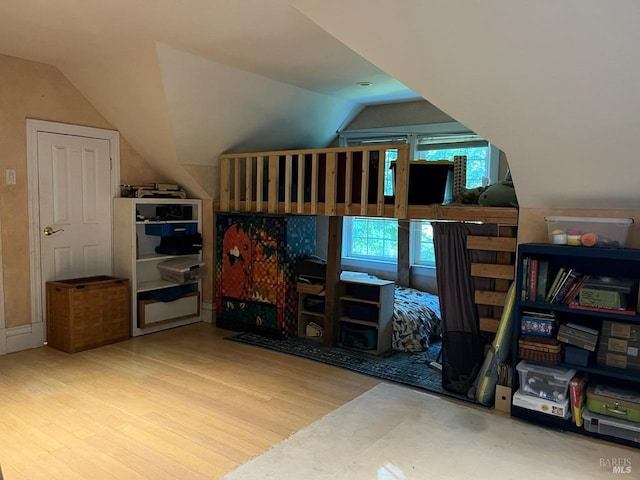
<box><xmin>218</xmin><ymin>144</ymin><xmax>518</xmax><ymax>225</ymax></box>
<box><xmin>219</xmin><ymin>144</ymin><xmax>411</xmax><ymax>218</ymax></box>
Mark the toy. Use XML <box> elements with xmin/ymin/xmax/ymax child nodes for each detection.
<box><xmin>478</xmin><ymin>180</ymin><xmax>518</xmax><ymax>207</ymax></box>
<box><xmin>452</xmin><ymin>186</ymin><xmax>486</xmax><ymax>204</ymax></box>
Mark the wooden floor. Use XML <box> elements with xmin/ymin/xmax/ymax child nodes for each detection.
<box><xmin>0</xmin><ymin>323</ymin><xmax>379</xmax><ymax>479</ymax></box>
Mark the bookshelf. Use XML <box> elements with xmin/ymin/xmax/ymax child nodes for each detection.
<box><xmin>512</xmin><ymin>243</ymin><xmax>640</xmax><ymax>448</ymax></box>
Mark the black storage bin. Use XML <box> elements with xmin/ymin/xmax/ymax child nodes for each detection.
<box><xmin>340</xmin><ymin>323</ymin><xmax>377</xmax><ymax>351</ymax></box>
<box><xmin>441</xmin><ymin>331</ymin><xmax>485</xmax><ymax>395</ymax></box>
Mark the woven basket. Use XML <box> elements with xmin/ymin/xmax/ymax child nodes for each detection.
<box><xmin>46</xmin><ymin>276</ymin><xmax>130</xmax><ymax>353</ymax></box>
<box><xmin>518</xmin><ymin>335</ymin><xmax>561</xmax><ymax>365</ymax></box>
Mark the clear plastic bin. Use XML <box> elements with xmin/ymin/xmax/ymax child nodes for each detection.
<box><xmin>516</xmin><ymin>360</ymin><xmax>576</xmax><ymax>403</ymax></box>
<box><xmin>545</xmin><ymin>216</ymin><xmax>632</xmax><ymax>248</ymax></box>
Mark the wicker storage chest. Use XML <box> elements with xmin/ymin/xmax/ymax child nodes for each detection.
<box><xmin>46</xmin><ymin>276</ymin><xmax>130</xmax><ymax>353</ymax></box>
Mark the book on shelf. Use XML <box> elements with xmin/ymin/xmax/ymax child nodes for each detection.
<box><xmin>551</xmin><ymin>268</ymin><xmax>582</xmax><ymax>304</ymax></box>
<box><xmin>562</xmin><ymin>274</ymin><xmax>589</xmax><ymax>304</ymax></box>
<box><xmin>545</xmin><ymin>267</ymin><xmax>566</xmax><ymax>303</ymax></box>
<box><xmin>549</xmin><ymin>268</ymin><xmax>572</xmax><ymax>303</ymax></box>
<box><xmin>521</xmin><ymin>256</ymin><xmax>530</xmax><ymax>301</ymax></box>
<box><xmin>567</xmin><ymin>301</ymin><xmax>637</xmax><ymax>316</ymax></box>
<box><xmin>535</xmin><ymin>260</ymin><xmax>550</xmax><ymax>302</ymax></box>
<box><xmin>569</xmin><ymin>372</ymin><xmax>589</xmax><ymax>427</ymax></box>
<box><xmin>528</xmin><ymin>258</ymin><xmax>538</xmax><ymax>302</ymax></box>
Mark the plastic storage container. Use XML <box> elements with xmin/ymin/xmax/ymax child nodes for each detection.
<box><xmin>158</xmin><ymin>258</ymin><xmax>204</xmax><ymax>284</ymax></box>
<box><xmin>512</xmin><ymin>388</ymin><xmax>570</xmax><ymax>418</ymax></box>
<box><xmin>516</xmin><ymin>360</ymin><xmax>577</xmax><ymax>402</ymax></box>
<box><xmin>545</xmin><ymin>216</ymin><xmax>632</xmax><ymax>248</ymax></box>
<box><xmin>582</xmin><ymin>409</ymin><xmax>640</xmax><ymax>443</ymax></box>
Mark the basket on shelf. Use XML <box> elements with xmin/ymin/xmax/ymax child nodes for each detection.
<box><xmin>518</xmin><ymin>335</ymin><xmax>561</xmax><ymax>365</ymax></box>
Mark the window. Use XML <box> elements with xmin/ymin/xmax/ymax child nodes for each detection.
<box><xmin>416</xmin><ymin>134</ymin><xmax>490</xmax><ymax>188</ymax></box>
<box><xmin>339</xmin><ymin>123</ymin><xmax>498</xmax><ymax>268</ymax></box>
<box><xmin>412</xmin><ymin>220</ymin><xmax>435</xmax><ymax>266</ymax></box>
<box><xmin>344</xmin><ymin>217</ymin><xmax>398</xmax><ymax>261</ymax></box>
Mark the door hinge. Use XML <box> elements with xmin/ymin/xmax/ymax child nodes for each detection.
<box><xmin>110</xmin><ymin>157</ymin><xmax>113</xmax><ymax>171</ymax></box>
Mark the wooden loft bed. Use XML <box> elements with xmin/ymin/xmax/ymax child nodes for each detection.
<box><xmin>215</xmin><ymin>144</ymin><xmax>518</xmax><ymax>338</ymax></box>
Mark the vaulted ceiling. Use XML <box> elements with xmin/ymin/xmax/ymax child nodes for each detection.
<box><xmin>1</xmin><ymin>1</ymin><xmax>639</xmax><ymax>208</ymax></box>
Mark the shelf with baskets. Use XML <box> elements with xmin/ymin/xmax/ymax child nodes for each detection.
<box><xmin>113</xmin><ymin>198</ymin><xmax>203</xmax><ymax>337</ymax></box>
<box><xmin>511</xmin><ymin>243</ymin><xmax>640</xmax><ymax>448</ymax></box>
<box><xmin>337</xmin><ymin>277</ymin><xmax>394</xmax><ymax>355</ymax></box>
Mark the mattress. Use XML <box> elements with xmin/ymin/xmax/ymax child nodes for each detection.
<box><xmin>392</xmin><ymin>286</ymin><xmax>442</xmax><ymax>352</ymax></box>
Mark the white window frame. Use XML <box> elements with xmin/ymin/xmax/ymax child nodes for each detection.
<box><xmin>339</xmin><ymin>122</ymin><xmax>500</xmax><ymax>269</ymax></box>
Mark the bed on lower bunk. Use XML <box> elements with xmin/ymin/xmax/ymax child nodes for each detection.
<box><xmin>392</xmin><ymin>285</ymin><xmax>442</xmax><ymax>353</ymax></box>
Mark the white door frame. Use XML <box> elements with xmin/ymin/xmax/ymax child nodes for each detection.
<box><xmin>25</xmin><ymin>119</ymin><xmax>120</xmax><ymax>350</ymax></box>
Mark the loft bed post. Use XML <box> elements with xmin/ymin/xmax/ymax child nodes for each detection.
<box><xmin>393</xmin><ymin>144</ymin><xmax>409</xmax><ymax>219</ymax></box>
<box><xmin>324</xmin><ymin>216</ymin><xmax>343</xmax><ymax>347</ymax></box>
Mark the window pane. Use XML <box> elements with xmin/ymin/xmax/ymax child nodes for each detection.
<box><xmin>384</xmin><ymin>149</ymin><xmax>397</xmax><ymax>196</ymax></box>
<box><xmin>416</xmin><ymin>146</ymin><xmax>488</xmax><ymax>188</ymax></box>
<box><xmin>345</xmin><ymin>217</ymin><xmax>398</xmax><ymax>261</ymax></box>
<box><xmin>414</xmin><ymin>221</ymin><xmax>435</xmax><ymax>265</ymax></box>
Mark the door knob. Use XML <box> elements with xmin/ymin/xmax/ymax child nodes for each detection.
<box><xmin>43</xmin><ymin>226</ymin><xmax>64</xmax><ymax>236</ymax></box>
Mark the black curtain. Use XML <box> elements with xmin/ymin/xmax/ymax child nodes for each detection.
<box><xmin>433</xmin><ymin>222</ymin><xmax>498</xmax><ymax>334</ymax></box>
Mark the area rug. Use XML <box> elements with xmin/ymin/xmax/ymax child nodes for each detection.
<box><xmin>225</xmin><ymin>332</ymin><xmax>474</xmax><ymax>404</ymax></box>
<box><xmin>222</xmin><ymin>383</ymin><xmax>637</xmax><ymax>480</ymax></box>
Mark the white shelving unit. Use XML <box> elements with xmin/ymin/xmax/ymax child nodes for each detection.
<box><xmin>113</xmin><ymin>198</ymin><xmax>203</xmax><ymax>337</ymax></box>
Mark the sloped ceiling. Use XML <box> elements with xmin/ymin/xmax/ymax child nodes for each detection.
<box><xmin>0</xmin><ymin>0</ymin><xmax>417</xmax><ymax>199</ymax></box>
<box><xmin>1</xmin><ymin>1</ymin><xmax>639</xmax><ymax>207</ymax></box>
<box><xmin>295</xmin><ymin>0</ymin><xmax>640</xmax><ymax>209</ymax></box>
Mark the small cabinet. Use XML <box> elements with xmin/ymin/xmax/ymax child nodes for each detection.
<box><xmin>113</xmin><ymin>198</ymin><xmax>203</xmax><ymax>337</ymax></box>
<box><xmin>297</xmin><ymin>275</ymin><xmax>326</xmax><ymax>341</ymax></box>
<box><xmin>338</xmin><ymin>277</ymin><xmax>394</xmax><ymax>355</ymax></box>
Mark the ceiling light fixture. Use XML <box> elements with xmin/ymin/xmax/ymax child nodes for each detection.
<box><xmin>356</xmin><ymin>81</ymin><xmax>372</xmax><ymax>87</ymax></box>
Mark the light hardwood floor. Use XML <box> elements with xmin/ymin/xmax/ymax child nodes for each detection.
<box><xmin>0</xmin><ymin>323</ymin><xmax>379</xmax><ymax>479</ymax></box>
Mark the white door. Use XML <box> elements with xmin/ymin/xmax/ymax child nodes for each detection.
<box><xmin>37</xmin><ymin>132</ymin><xmax>113</xmax><ymax>284</ymax></box>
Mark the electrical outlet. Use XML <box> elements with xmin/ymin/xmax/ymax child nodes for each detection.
<box><xmin>5</xmin><ymin>169</ymin><xmax>16</xmax><ymax>185</ymax></box>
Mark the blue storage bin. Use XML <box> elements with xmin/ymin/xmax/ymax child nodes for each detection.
<box><xmin>145</xmin><ymin>222</ymin><xmax>197</xmax><ymax>237</ymax></box>
<box><xmin>347</xmin><ymin>284</ymin><xmax>379</xmax><ymax>301</ymax></box>
<box><xmin>345</xmin><ymin>302</ymin><xmax>378</xmax><ymax>322</ymax></box>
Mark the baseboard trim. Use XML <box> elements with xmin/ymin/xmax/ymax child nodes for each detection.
<box><xmin>0</xmin><ymin>322</ymin><xmax>45</xmax><ymax>355</ymax></box>
<box><xmin>201</xmin><ymin>302</ymin><xmax>214</xmax><ymax>324</ymax></box>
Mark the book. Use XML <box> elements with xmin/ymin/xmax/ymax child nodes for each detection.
<box><xmin>535</xmin><ymin>260</ymin><xmax>550</xmax><ymax>302</ymax></box>
<box><xmin>549</xmin><ymin>268</ymin><xmax>572</xmax><ymax>303</ymax></box>
<box><xmin>563</xmin><ymin>274</ymin><xmax>589</xmax><ymax>304</ymax></box>
<box><xmin>569</xmin><ymin>372</ymin><xmax>589</xmax><ymax>427</ymax></box>
<box><xmin>552</xmin><ymin>268</ymin><xmax>581</xmax><ymax>303</ymax></box>
<box><xmin>521</xmin><ymin>256</ymin><xmax>530</xmax><ymax>301</ymax></box>
<box><xmin>567</xmin><ymin>301</ymin><xmax>637</xmax><ymax>316</ymax></box>
<box><xmin>545</xmin><ymin>267</ymin><xmax>566</xmax><ymax>302</ymax></box>
<box><xmin>528</xmin><ymin>258</ymin><xmax>538</xmax><ymax>302</ymax></box>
